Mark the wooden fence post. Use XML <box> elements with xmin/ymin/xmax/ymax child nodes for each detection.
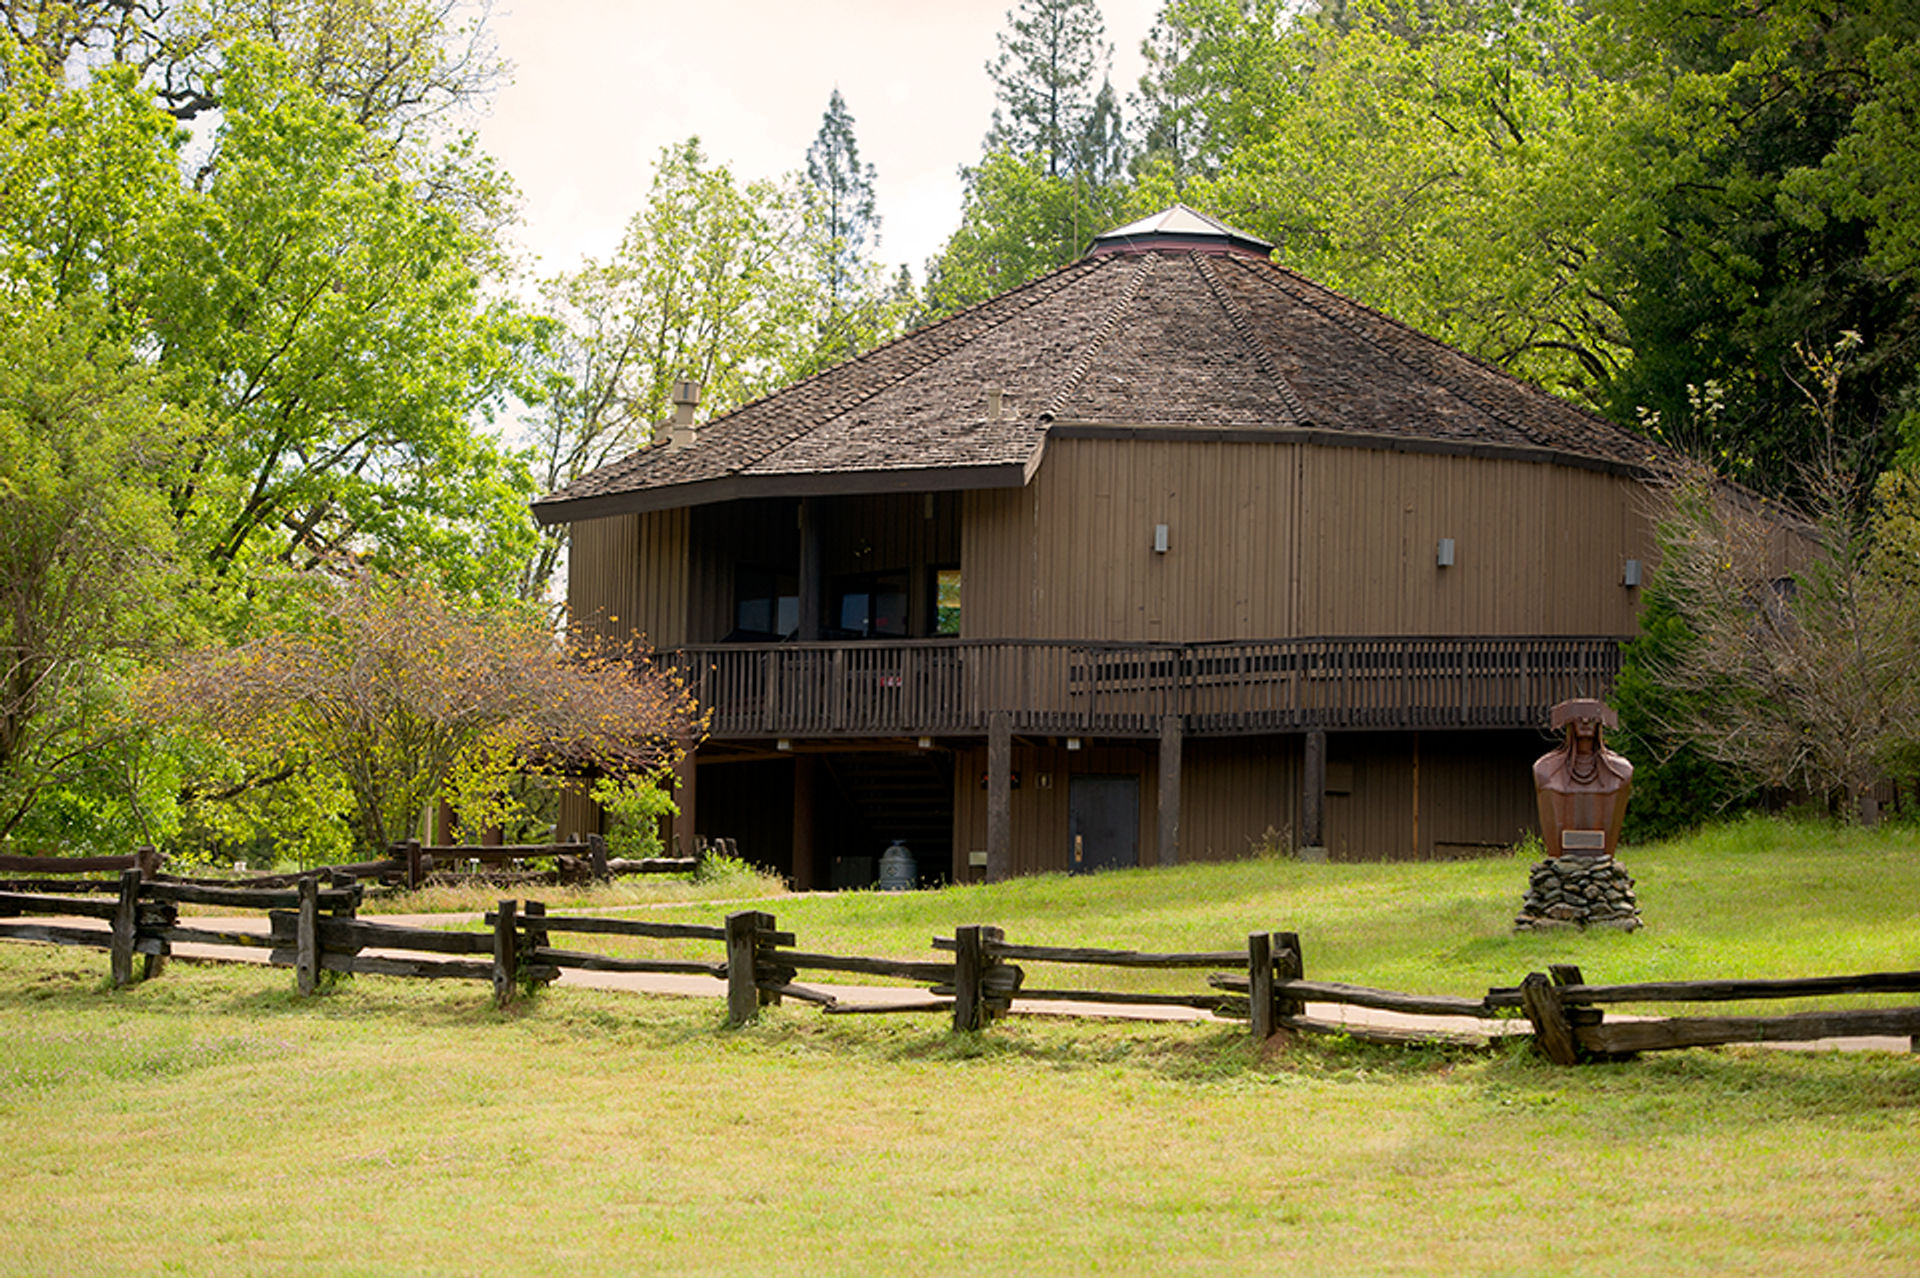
<box><xmin>980</xmin><ymin>926</ymin><xmax>1011</xmax><ymax>1019</ymax></box>
<box><xmin>754</xmin><ymin>911</ymin><xmax>781</xmax><ymax>1008</ymax></box>
<box><xmin>1274</xmin><ymin>931</ymin><xmax>1304</xmax><ymax>1018</ymax></box>
<box><xmin>134</xmin><ymin>845</ymin><xmax>163</xmax><ymax>881</ymax></box>
<box><xmin>1248</xmin><ymin>932</ymin><xmax>1275</xmax><ymax>1039</ymax></box>
<box><xmin>109</xmin><ymin>868</ymin><xmax>139</xmax><ymax>988</ymax></box>
<box><xmin>953</xmin><ymin>924</ymin><xmax>985</xmax><ymax>1032</ymax></box>
<box><xmin>1520</xmin><ymin>971</ymin><xmax>1580</xmax><ymax>1065</ymax></box>
<box><xmin>403</xmin><ymin>839</ymin><xmax>424</xmax><ymax>891</ymax></box>
<box><xmin>725</xmin><ymin>910</ymin><xmax>762</xmax><ymax>1027</ymax></box>
<box><xmin>523</xmin><ymin>900</ymin><xmax>548</xmax><ymax>992</ymax></box>
<box><xmin>295</xmin><ymin>875</ymin><xmax>319</xmax><ymax>997</ymax></box>
<box><xmin>491</xmin><ymin>898</ymin><xmax>518</xmax><ymax>1010</ymax></box>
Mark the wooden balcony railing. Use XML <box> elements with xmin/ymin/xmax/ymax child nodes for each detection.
<box><xmin>664</xmin><ymin>636</ymin><xmax>1624</xmax><ymax>739</ymax></box>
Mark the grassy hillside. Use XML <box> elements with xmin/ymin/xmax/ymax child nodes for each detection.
<box><xmin>605</xmin><ymin>814</ymin><xmax>1920</xmax><ymax>1001</ymax></box>
<box><xmin>2</xmin><ymin>816</ymin><xmax>1916</xmax><ymax>1276</ymax></box>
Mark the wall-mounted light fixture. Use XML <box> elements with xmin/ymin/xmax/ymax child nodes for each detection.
<box><xmin>776</xmin><ymin>739</ymin><xmax>792</xmax><ymax>752</ymax></box>
<box><xmin>1623</xmin><ymin>559</ymin><xmax>1643</xmax><ymax>588</ymax></box>
<box><xmin>917</xmin><ymin>736</ymin><xmax>933</xmax><ymax>750</ymax></box>
<box><xmin>1066</xmin><ymin>737</ymin><xmax>1082</xmax><ymax>751</ymax></box>
<box><xmin>1436</xmin><ymin>538</ymin><xmax>1455</xmax><ymax>568</ymax></box>
<box><xmin>1153</xmin><ymin>524</ymin><xmax>1170</xmax><ymax>554</ymax></box>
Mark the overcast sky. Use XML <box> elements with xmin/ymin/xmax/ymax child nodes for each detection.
<box><xmin>475</xmin><ymin>0</ymin><xmax>1164</xmax><ymax>285</ymax></box>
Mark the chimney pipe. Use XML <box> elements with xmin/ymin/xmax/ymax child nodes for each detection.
<box><xmin>986</xmin><ymin>385</ymin><xmax>1004</xmax><ymax>422</ymax></box>
<box><xmin>666</xmin><ymin>378</ymin><xmax>703</xmax><ymax>450</ymax></box>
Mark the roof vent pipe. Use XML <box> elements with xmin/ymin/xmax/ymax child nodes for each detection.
<box><xmin>666</xmin><ymin>378</ymin><xmax>703</xmax><ymax>451</ymax></box>
<box><xmin>986</xmin><ymin>385</ymin><xmax>1004</xmax><ymax>422</ymax></box>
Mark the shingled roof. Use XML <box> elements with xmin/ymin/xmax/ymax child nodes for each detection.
<box><xmin>533</xmin><ymin>208</ymin><xmax>1661</xmax><ymax>525</ymax></box>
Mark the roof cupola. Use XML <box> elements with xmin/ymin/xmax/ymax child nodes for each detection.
<box><xmin>1087</xmin><ymin>204</ymin><xmax>1273</xmax><ymax>260</ymax></box>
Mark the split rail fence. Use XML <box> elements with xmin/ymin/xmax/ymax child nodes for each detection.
<box><xmin>2</xmin><ymin>871</ymin><xmax>1917</xmax><ymax>1065</ymax></box>
<box><xmin>0</xmin><ymin>838</ymin><xmax>701</xmax><ymax>898</ymax></box>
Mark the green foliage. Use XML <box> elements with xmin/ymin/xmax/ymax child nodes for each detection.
<box><xmin>920</xmin><ymin>0</ymin><xmax>1137</xmax><ymax>320</ymax></box>
<box><xmin>8</xmin><ymin>0</ymin><xmax>503</xmax><ymax>140</ymax></box>
<box><xmin>921</xmin><ymin>148</ymin><xmax>1141</xmax><ymax>317</ymax></box>
<box><xmin>803</xmin><ymin>88</ymin><xmax>884</xmax><ymax>365</ymax></box>
<box><xmin>521</xmin><ymin>139</ymin><xmax>834</xmax><ymax>600</ymax></box>
<box><xmin>151</xmin><ymin>577</ymin><xmax>703</xmax><ymax>855</ymax></box>
<box><xmin>1612</xmin><ymin>591</ymin><xmax>1760</xmax><ymax>840</ymax></box>
<box><xmin>984</xmin><ymin>0</ymin><xmax>1115</xmax><ymax>180</ymax></box>
<box><xmin>590</xmin><ymin>771</ymin><xmax>680</xmax><ymax>862</ymax></box>
<box><xmin>1508</xmin><ymin>829</ymin><xmax>1546</xmax><ymax>861</ymax></box>
<box><xmin>1595</xmin><ymin>0</ymin><xmax>1920</xmax><ymax>496</ymax></box>
<box><xmin>1158</xmin><ymin>0</ymin><xmax>1634</xmax><ymax>404</ymax></box>
<box><xmin>1626</xmin><ymin>443</ymin><xmax>1920</xmax><ymax>822</ymax></box>
<box><xmin>694</xmin><ymin>840</ymin><xmax>769</xmax><ymax>888</ymax></box>
<box><xmin>0</xmin><ymin>40</ymin><xmax>183</xmax><ymax>306</ymax></box>
<box><xmin>143</xmin><ymin>43</ymin><xmax>534</xmax><ymax>596</ymax></box>
<box><xmin>0</xmin><ymin>296</ymin><xmax>189</xmax><ymax>845</ymax></box>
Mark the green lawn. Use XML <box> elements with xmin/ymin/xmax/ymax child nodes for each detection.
<box><xmin>532</xmin><ymin>814</ymin><xmax>1920</xmax><ymax>1007</ymax></box>
<box><xmin>2</xmin><ymin>816</ymin><xmax>1917</xmax><ymax>1276</ymax></box>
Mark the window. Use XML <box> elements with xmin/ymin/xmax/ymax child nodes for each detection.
<box><xmin>934</xmin><ymin>566</ymin><xmax>961</xmax><ymax>636</ymax></box>
<box><xmin>830</xmin><ymin>571</ymin><xmax>909</xmax><ymax>638</ymax></box>
<box><xmin>734</xmin><ymin>568</ymin><xmax>797</xmax><ymax>640</ymax></box>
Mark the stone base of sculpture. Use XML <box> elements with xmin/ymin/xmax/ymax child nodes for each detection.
<box><xmin>1513</xmin><ymin>856</ymin><xmax>1643</xmax><ymax>932</ymax></box>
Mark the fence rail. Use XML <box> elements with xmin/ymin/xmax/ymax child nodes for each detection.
<box><xmin>668</xmin><ymin>635</ymin><xmax>1624</xmax><ymax>739</ymax></box>
<box><xmin>3</xmin><ymin>884</ymin><xmax>1914</xmax><ymax>1064</ymax></box>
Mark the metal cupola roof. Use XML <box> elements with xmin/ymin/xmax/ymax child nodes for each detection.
<box><xmin>1087</xmin><ymin>204</ymin><xmax>1274</xmax><ymax>259</ymax></box>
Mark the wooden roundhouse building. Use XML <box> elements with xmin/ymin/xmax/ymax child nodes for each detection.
<box><xmin>533</xmin><ymin>207</ymin><xmax>1663</xmax><ymax>886</ymax></box>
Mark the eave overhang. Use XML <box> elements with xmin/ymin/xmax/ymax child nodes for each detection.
<box><xmin>529</xmin><ymin>460</ymin><xmax>1032</xmax><ymax>526</ymax></box>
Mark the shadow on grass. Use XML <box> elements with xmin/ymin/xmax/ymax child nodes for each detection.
<box><xmin>1475</xmin><ymin>1042</ymin><xmax>1920</xmax><ymax>1128</ymax></box>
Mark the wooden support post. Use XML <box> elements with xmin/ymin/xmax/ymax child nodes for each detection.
<box><xmin>1157</xmin><ymin>715</ymin><xmax>1182</xmax><ymax>867</ymax></box>
<box><xmin>725</xmin><ymin>910</ymin><xmax>763</xmax><ymax>1027</ymax></box>
<box><xmin>1521</xmin><ymin>971</ymin><xmax>1580</xmax><ymax>1065</ymax></box>
<box><xmin>1248</xmin><ymin>932</ymin><xmax>1276</xmax><ymax>1039</ymax></box>
<box><xmin>295</xmin><ymin>875</ymin><xmax>319</xmax><ymax>997</ymax></box>
<box><xmin>109</xmin><ymin>868</ymin><xmax>139</xmax><ymax>988</ymax></box>
<box><xmin>791</xmin><ymin>755</ymin><xmax>817</xmax><ymax>892</ymax></box>
<box><xmin>797</xmin><ymin>497</ymin><xmax>822</xmax><ymax>642</ymax></box>
<box><xmin>491</xmin><ymin>898</ymin><xmax>518</xmax><ymax>1010</ymax></box>
<box><xmin>1302</xmin><ymin>730</ymin><xmax>1327</xmax><ymax>852</ymax></box>
<box><xmin>673</xmin><ymin>742</ymin><xmax>698</xmax><ymax>859</ymax></box>
<box><xmin>587</xmin><ymin>833</ymin><xmax>610</xmax><ymax>882</ymax></box>
<box><xmin>986</xmin><ymin>710</ymin><xmax>1012</xmax><ymax>882</ymax></box>
<box><xmin>953</xmin><ymin>924</ymin><xmax>986</xmax><ymax>1033</ymax></box>
<box><xmin>1274</xmin><ymin>931</ymin><xmax>1304</xmax><ymax>1018</ymax></box>
<box><xmin>404</xmin><ymin>839</ymin><xmax>424</xmax><ymax>891</ymax></box>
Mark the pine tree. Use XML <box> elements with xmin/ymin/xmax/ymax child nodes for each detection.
<box><xmin>1076</xmin><ymin>75</ymin><xmax>1129</xmax><ymax>188</ymax></box>
<box><xmin>984</xmin><ymin>0</ymin><xmax>1112</xmax><ymax>178</ymax></box>
<box><xmin>804</xmin><ymin>88</ymin><xmax>880</xmax><ymax>321</ymax></box>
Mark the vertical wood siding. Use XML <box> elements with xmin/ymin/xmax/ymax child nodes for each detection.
<box><xmin>1180</xmin><ymin>737</ymin><xmax>1302</xmax><ymax>861</ymax></box>
<box><xmin>567</xmin><ymin>509</ymin><xmax>690</xmax><ymax>649</ymax></box>
<box><xmin>962</xmin><ymin>438</ymin><xmax>1653</xmax><ymax>643</ymax></box>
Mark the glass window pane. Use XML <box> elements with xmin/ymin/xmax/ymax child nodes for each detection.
<box><xmin>936</xmin><ymin>568</ymin><xmax>961</xmax><ymax>636</ymax></box>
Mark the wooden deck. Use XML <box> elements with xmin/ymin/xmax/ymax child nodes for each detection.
<box><xmin>666</xmin><ymin>636</ymin><xmax>1622</xmax><ymax>739</ymax></box>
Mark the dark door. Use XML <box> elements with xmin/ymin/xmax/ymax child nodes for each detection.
<box><xmin>1068</xmin><ymin>775</ymin><xmax>1139</xmax><ymax>873</ymax></box>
